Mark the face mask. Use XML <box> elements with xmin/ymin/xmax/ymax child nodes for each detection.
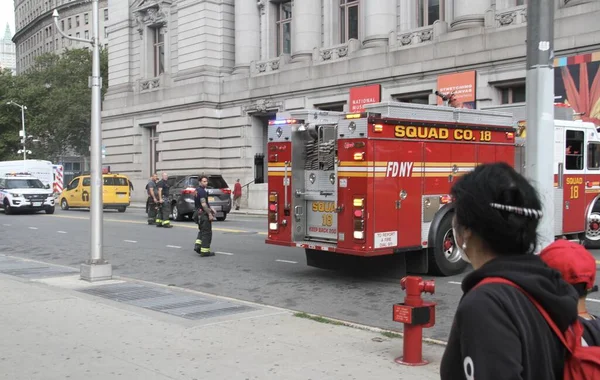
<box><xmin>453</xmin><ymin>227</ymin><xmax>471</xmax><ymax>264</ymax></box>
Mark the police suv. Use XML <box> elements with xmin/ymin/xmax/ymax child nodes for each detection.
<box><xmin>0</xmin><ymin>173</ymin><xmax>55</xmax><ymax>215</ymax></box>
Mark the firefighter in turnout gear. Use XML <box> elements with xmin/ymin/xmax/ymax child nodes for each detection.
<box><xmin>193</xmin><ymin>175</ymin><xmax>215</xmax><ymax>256</ymax></box>
<box><xmin>146</xmin><ymin>173</ymin><xmax>159</xmax><ymax>225</ymax></box>
<box><xmin>156</xmin><ymin>172</ymin><xmax>173</xmax><ymax>228</ymax></box>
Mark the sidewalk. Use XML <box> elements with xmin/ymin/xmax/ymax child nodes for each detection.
<box><xmin>0</xmin><ymin>256</ymin><xmax>445</xmax><ymax>380</ymax></box>
<box><xmin>129</xmin><ymin>202</ymin><xmax>267</xmax><ymax>216</ymax></box>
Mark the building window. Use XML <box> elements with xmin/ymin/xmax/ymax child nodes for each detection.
<box><xmin>418</xmin><ymin>0</ymin><xmax>443</xmax><ymax>27</ymax></box>
<box><xmin>76</xmin><ymin>15</ymin><xmax>80</xmax><ymax>27</ymax></box>
<box><xmin>340</xmin><ymin>0</ymin><xmax>359</xmax><ymax>43</ymax></box>
<box><xmin>394</xmin><ymin>92</ymin><xmax>431</xmax><ymax>104</ymax></box>
<box><xmin>152</xmin><ymin>28</ymin><xmax>165</xmax><ymax>77</ymax></box>
<box><xmin>85</xmin><ymin>30</ymin><xmax>89</xmax><ymax>39</ymax></box>
<box><xmin>516</xmin><ymin>0</ymin><xmax>526</xmax><ymax>5</ymax></box>
<box><xmin>76</xmin><ymin>32</ymin><xmax>80</xmax><ymax>38</ymax></box>
<box><xmin>315</xmin><ymin>102</ymin><xmax>346</xmax><ymax>112</ymax></box>
<box><xmin>500</xmin><ymin>85</ymin><xmax>526</xmax><ymax>104</ymax></box>
<box><xmin>104</xmin><ymin>9</ymin><xmax>109</xmax><ymax>21</ymax></box>
<box><xmin>104</xmin><ymin>27</ymin><xmax>108</xmax><ymax>38</ymax></box>
<box><xmin>61</xmin><ymin>20</ymin><xmax>64</xmax><ymax>31</ymax></box>
<box><xmin>276</xmin><ymin>2</ymin><xmax>292</xmax><ymax>56</ymax></box>
<box><xmin>85</xmin><ymin>13</ymin><xmax>89</xmax><ymax>24</ymax></box>
<box><xmin>68</xmin><ymin>18</ymin><xmax>72</xmax><ymax>29</ymax></box>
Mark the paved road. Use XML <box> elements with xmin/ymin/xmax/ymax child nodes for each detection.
<box><xmin>1</xmin><ymin>207</ymin><xmax>599</xmax><ymax>342</ymax></box>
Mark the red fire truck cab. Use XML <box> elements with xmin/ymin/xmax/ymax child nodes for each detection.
<box><xmin>265</xmin><ymin>101</ymin><xmax>600</xmax><ymax>277</ymax></box>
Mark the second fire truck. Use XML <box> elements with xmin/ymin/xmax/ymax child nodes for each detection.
<box><xmin>265</xmin><ymin>101</ymin><xmax>600</xmax><ymax>276</ymax></box>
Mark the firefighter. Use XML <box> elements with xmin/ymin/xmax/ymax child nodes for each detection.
<box><xmin>146</xmin><ymin>173</ymin><xmax>159</xmax><ymax>225</ymax></box>
<box><xmin>156</xmin><ymin>172</ymin><xmax>173</xmax><ymax>228</ymax></box>
<box><xmin>193</xmin><ymin>175</ymin><xmax>215</xmax><ymax>256</ymax></box>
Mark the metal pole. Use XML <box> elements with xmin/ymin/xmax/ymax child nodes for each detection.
<box><xmin>53</xmin><ymin>1</ymin><xmax>111</xmax><ymax>281</ymax></box>
<box><xmin>21</xmin><ymin>105</ymin><xmax>26</xmax><ymax>161</ymax></box>
<box><xmin>526</xmin><ymin>0</ymin><xmax>555</xmax><ymax>251</ymax></box>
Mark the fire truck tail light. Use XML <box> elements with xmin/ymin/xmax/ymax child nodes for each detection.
<box><xmin>353</xmin><ymin>152</ymin><xmax>365</xmax><ymax>161</ymax></box>
<box><xmin>269</xmin><ymin>223</ymin><xmax>278</xmax><ymax>230</ymax></box>
<box><xmin>269</xmin><ymin>193</ymin><xmax>278</xmax><ymax>202</ymax></box>
<box><xmin>353</xmin><ymin>209</ymin><xmax>363</xmax><ymax>218</ymax></box>
<box><xmin>269</xmin><ymin>204</ymin><xmax>277</xmax><ymax>212</ymax></box>
<box><xmin>506</xmin><ymin>132</ymin><xmax>514</xmax><ymax>139</ymax></box>
<box><xmin>353</xmin><ymin>196</ymin><xmax>366</xmax><ymax>241</ymax></box>
<box><xmin>354</xmin><ymin>219</ymin><xmax>365</xmax><ymax>230</ymax></box>
<box><xmin>353</xmin><ymin>231</ymin><xmax>365</xmax><ymax>240</ymax></box>
<box><xmin>353</xmin><ymin>198</ymin><xmax>364</xmax><ymax>207</ymax></box>
<box><xmin>373</xmin><ymin>124</ymin><xmax>383</xmax><ymax>132</ymax></box>
<box><xmin>440</xmin><ymin>195</ymin><xmax>452</xmax><ymax>204</ymax></box>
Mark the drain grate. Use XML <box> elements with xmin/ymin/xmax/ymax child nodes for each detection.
<box><xmin>77</xmin><ymin>282</ymin><xmax>256</xmax><ymax>321</ymax></box>
<box><xmin>0</xmin><ymin>257</ymin><xmax>78</xmax><ymax>279</ymax></box>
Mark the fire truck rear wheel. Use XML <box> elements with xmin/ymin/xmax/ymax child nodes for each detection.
<box><xmin>428</xmin><ymin>213</ymin><xmax>468</xmax><ymax>276</ymax></box>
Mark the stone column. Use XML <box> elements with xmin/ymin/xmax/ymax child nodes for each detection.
<box><xmin>233</xmin><ymin>0</ymin><xmax>260</xmax><ymax>74</ymax></box>
<box><xmin>451</xmin><ymin>0</ymin><xmax>493</xmax><ymax>30</ymax></box>
<box><xmin>363</xmin><ymin>0</ymin><xmax>397</xmax><ymax>47</ymax></box>
<box><xmin>291</xmin><ymin>0</ymin><xmax>321</xmax><ymax>61</ymax></box>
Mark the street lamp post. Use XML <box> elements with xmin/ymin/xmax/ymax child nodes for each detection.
<box><xmin>53</xmin><ymin>0</ymin><xmax>112</xmax><ymax>282</ymax></box>
<box><xmin>525</xmin><ymin>0</ymin><xmax>555</xmax><ymax>251</ymax></box>
<box><xmin>6</xmin><ymin>101</ymin><xmax>29</xmax><ymax>161</ymax></box>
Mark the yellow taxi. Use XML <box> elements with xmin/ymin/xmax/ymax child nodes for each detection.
<box><xmin>60</xmin><ymin>173</ymin><xmax>130</xmax><ymax>212</ymax></box>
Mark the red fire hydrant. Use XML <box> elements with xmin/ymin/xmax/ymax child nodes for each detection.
<box><xmin>392</xmin><ymin>276</ymin><xmax>436</xmax><ymax>366</ymax></box>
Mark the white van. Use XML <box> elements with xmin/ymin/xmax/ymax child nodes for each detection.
<box><xmin>0</xmin><ymin>160</ymin><xmax>54</xmax><ymax>189</ymax></box>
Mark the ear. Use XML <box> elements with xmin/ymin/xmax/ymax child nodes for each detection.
<box><xmin>462</xmin><ymin>228</ymin><xmax>473</xmax><ymax>242</ymax></box>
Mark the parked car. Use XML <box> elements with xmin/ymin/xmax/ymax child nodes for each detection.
<box><xmin>60</xmin><ymin>173</ymin><xmax>130</xmax><ymax>212</ymax></box>
<box><xmin>168</xmin><ymin>174</ymin><xmax>232</xmax><ymax>221</ymax></box>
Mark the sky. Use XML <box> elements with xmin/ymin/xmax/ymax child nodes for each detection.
<box><xmin>0</xmin><ymin>1</ymin><xmax>15</xmax><ymax>38</ymax></box>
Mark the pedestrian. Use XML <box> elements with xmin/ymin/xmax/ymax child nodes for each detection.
<box><xmin>146</xmin><ymin>173</ymin><xmax>159</xmax><ymax>225</ymax></box>
<box><xmin>233</xmin><ymin>178</ymin><xmax>242</xmax><ymax>210</ymax></box>
<box><xmin>440</xmin><ymin>162</ymin><xmax>579</xmax><ymax>380</ymax></box>
<box><xmin>193</xmin><ymin>175</ymin><xmax>215</xmax><ymax>256</ymax></box>
<box><xmin>540</xmin><ymin>240</ymin><xmax>600</xmax><ymax>346</ymax></box>
<box><xmin>156</xmin><ymin>172</ymin><xmax>173</xmax><ymax>228</ymax></box>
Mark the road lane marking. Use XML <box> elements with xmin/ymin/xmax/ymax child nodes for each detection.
<box><xmin>2</xmin><ymin>224</ymin><xmax>11</xmax><ymax>226</ymax></box>
<box><xmin>124</xmin><ymin>240</ymin><xmax>137</xmax><ymax>243</ymax></box>
<box><xmin>215</xmin><ymin>251</ymin><xmax>234</xmax><ymax>256</ymax></box>
<box><xmin>276</xmin><ymin>259</ymin><xmax>297</xmax><ymax>264</ymax></box>
<box><xmin>48</xmin><ymin>214</ymin><xmax>260</xmax><ymax>234</ymax></box>
<box><xmin>57</xmin><ymin>231</ymin><xmax>67</xmax><ymax>234</ymax></box>
<box><xmin>28</xmin><ymin>227</ymin><xmax>38</xmax><ymax>230</ymax></box>
<box><xmin>166</xmin><ymin>245</ymin><xmax>182</xmax><ymax>249</ymax></box>
<box><xmin>587</xmin><ymin>298</ymin><xmax>600</xmax><ymax>303</ymax></box>
<box><xmin>448</xmin><ymin>281</ymin><xmax>462</xmax><ymax>285</ymax></box>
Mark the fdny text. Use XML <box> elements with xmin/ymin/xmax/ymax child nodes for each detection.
<box><xmin>386</xmin><ymin>162</ymin><xmax>414</xmax><ymax>177</ymax></box>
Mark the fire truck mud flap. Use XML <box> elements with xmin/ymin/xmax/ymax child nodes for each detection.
<box><xmin>305</xmin><ymin>249</ymin><xmax>408</xmax><ymax>278</ymax></box>
<box><xmin>427</xmin><ymin>204</ymin><xmax>468</xmax><ymax>276</ymax></box>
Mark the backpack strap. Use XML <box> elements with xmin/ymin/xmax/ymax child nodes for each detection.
<box><xmin>474</xmin><ymin>277</ymin><xmax>573</xmax><ymax>352</ymax></box>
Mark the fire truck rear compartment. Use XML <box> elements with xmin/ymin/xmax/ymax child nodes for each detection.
<box><xmin>291</xmin><ymin>123</ymin><xmax>338</xmax><ymax>244</ymax></box>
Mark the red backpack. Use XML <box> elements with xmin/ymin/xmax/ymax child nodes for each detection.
<box><xmin>475</xmin><ymin>277</ymin><xmax>600</xmax><ymax>380</ymax></box>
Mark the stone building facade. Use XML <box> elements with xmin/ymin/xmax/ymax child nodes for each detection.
<box><xmin>12</xmin><ymin>0</ymin><xmax>109</xmax><ymax>73</ymax></box>
<box><xmin>102</xmin><ymin>0</ymin><xmax>600</xmax><ymax>207</ymax></box>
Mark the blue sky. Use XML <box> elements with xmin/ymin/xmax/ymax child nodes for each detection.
<box><xmin>1</xmin><ymin>1</ymin><xmax>15</xmax><ymax>38</ymax></box>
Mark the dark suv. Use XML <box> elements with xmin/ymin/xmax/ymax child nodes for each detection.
<box><xmin>168</xmin><ymin>174</ymin><xmax>232</xmax><ymax>221</ymax></box>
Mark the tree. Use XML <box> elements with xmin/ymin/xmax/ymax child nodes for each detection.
<box><xmin>0</xmin><ymin>47</ymin><xmax>108</xmax><ymax>162</ymax></box>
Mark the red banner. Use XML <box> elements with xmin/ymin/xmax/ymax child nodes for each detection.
<box><xmin>349</xmin><ymin>84</ymin><xmax>381</xmax><ymax>112</ymax></box>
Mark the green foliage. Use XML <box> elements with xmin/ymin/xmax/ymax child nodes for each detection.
<box><xmin>0</xmin><ymin>47</ymin><xmax>108</xmax><ymax>161</ymax></box>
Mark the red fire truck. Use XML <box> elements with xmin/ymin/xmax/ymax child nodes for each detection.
<box><xmin>265</xmin><ymin>102</ymin><xmax>600</xmax><ymax>276</ymax></box>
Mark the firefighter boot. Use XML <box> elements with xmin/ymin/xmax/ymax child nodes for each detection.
<box><xmin>194</xmin><ymin>239</ymin><xmax>202</xmax><ymax>253</ymax></box>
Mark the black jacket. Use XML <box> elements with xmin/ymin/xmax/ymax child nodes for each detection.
<box><xmin>440</xmin><ymin>255</ymin><xmax>579</xmax><ymax>380</ymax></box>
